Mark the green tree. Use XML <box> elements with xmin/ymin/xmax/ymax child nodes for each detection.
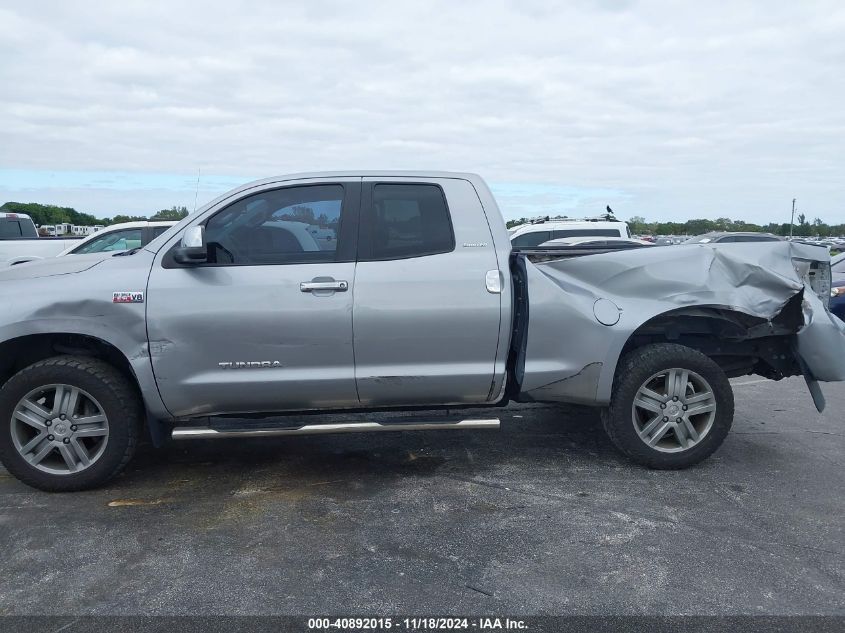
<box><xmin>0</xmin><ymin>202</ymin><xmax>100</xmax><ymax>229</ymax></box>
<box><xmin>685</xmin><ymin>219</ymin><xmax>716</xmax><ymax>235</ymax></box>
<box><xmin>150</xmin><ymin>206</ymin><xmax>189</xmax><ymax>221</ymax></box>
<box><xmin>627</xmin><ymin>215</ymin><xmax>647</xmax><ymax>234</ymax></box>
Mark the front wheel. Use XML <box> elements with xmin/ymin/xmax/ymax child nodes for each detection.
<box><xmin>0</xmin><ymin>356</ymin><xmax>142</xmax><ymax>491</ymax></box>
<box><xmin>602</xmin><ymin>343</ymin><xmax>734</xmax><ymax>469</ymax></box>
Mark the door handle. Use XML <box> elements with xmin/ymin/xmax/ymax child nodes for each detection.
<box><xmin>300</xmin><ymin>279</ymin><xmax>348</xmax><ymax>292</ymax></box>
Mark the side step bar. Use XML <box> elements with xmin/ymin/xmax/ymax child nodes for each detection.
<box><xmin>171</xmin><ymin>418</ymin><xmax>500</xmax><ymax>440</ymax></box>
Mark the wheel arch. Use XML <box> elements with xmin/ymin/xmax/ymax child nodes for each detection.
<box><xmin>0</xmin><ymin>332</ymin><xmax>172</xmax><ymax>441</ymax></box>
<box><xmin>0</xmin><ymin>333</ymin><xmax>139</xmax><ymax>394</ymax></box>
<box><xmin>596</xmin><ymin>297</ymin><xmax>804</xmax><ymax>403</ymax></box>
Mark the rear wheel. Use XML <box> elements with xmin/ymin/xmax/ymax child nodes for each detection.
<box><xmin>602</xmin><ymin>343</ymin><xmax>734</xmax><ymax>469</ymax></box>
<box><xmin>0</xmin><ymin>356</ymin><xmax>142</xmax><ymax>491</ymax></box>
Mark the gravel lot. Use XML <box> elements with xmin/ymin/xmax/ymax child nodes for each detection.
<box><xmin>0</xmin><ymin>376</ymin><xmax>842</xmax><ymax>616</ymax></box>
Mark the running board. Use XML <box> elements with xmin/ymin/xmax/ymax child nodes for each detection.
<box><xmin>171</xmin><ymin>418</ymin><xmax>500</xmax><ymax>440</ymax></box>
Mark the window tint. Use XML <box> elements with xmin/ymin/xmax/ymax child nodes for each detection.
<box><xmin>73</xmin><ymin>228</ymin><xmax>143</xmax><ymax>254</ymax></box>
<box><xmin>511</xmin><ymin>231</ymin><xmax>551</xmax><ymax>247</ymax></box>
<box><xmin>745</xmin><ymin>235</ymin><xmax>780</xmax><ymax>242</ymax></box>
<box><xmin>552</xmin><ymin>229</ymin><xmax>621</xmax><ymax>239</ymax></box>
<box><xmin>365</xmin><ymin>184</ymin><xmax>454</xmax><ymax>260</ymax></box>
<box><xmin>719</xmin><ymin>235</ymin><xmax>779</xmax><ymax>243</ymax></box>
<box><xmin>150</xmin><ymin>225</ymin><xmax>171</xmax><ymax>238</ymax></box>
<box><xmin>203</xmin><ymin>185</ymin><xmax>344</xmax><ymax>265</ymax></box>
<box><xmin>0</xmin><ymin>220</ymin><xmax>22</xmax><ymax>238</ymax></box>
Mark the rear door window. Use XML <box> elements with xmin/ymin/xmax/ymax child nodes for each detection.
<box><xmin>745</xmin><ymin>235</ymin><xmax>780</xmax><ymax>242</ymax></box>
<box><xmin>361</xmin><ymin>184</ymin><xmax>455</xmax><ymax>260</ymax></box>
<box><xmin>552</xmin><ymin>229</ymin><xmax>621</xmax><ymax>239</ymax></box>
<box><xmin>0</xmin><ymin>220</ymin><xmax>22</xmax><ymax>238</ymax></box>
<box><xmin>511</xmin><ymin>231</ymin><xmax>551</xmax><ymax>247</ymax></box>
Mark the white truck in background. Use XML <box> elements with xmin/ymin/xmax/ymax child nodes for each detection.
<box><xmin>0</xmin><ymin>213</ymin><xmax>82</xmax><ymax>265</ymax></box>
<box><xmin>509</xmin><ymin>217</ymin><xmax>631</xmax><ymax>247</ymax></box>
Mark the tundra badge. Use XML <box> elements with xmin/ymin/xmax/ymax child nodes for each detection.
<box><xmin>219</xmin><ymin>361</ymin><xmax>283</xmax><ymax>369</ymax></box>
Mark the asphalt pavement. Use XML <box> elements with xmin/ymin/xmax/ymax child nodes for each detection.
<box><xmin>0</xmin><ymin>376</ymin><xmax>842</xmax><ymax>616</ymax></box>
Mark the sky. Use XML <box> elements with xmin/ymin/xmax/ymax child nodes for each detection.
<box><xmin>1</xmin><ymin>0</ymin><xmax>843</xmax><ymax>224</ymax></box>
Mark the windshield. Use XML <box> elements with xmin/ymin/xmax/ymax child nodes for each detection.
<box><xmin>72</xmin><ymin>228</ymin><xmax>143</xmax><ymax>254</ymax></box>
<box><xmin>685</xmin><ymin>234</ymin><xmax>716</xmax><ymax>243</ymax></box>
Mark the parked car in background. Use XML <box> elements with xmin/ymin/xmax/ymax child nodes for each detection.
<box><xmin>4</xmin><ymin>221</ymin><xmax>177</xmax><ymax>266</ymax></box>
<box><xmin>509</xmin><ymin>217</ymin><xmax>630</xmax><ymax>247</ymax></box>
<box><xmin>685</xmin><ymin>232</ymin><xmax>782</xmax><ymax>244</ymax></box>
<box><xmin>304</xmin><ymin>225</ymin><xmax>337</xmax><ymax>250</ymax></box>
<box><xmin>831</xmin><ymin>280</ymin><xmax>845</xmax><ymax>321</ymax></box>
<box><xmin>538</xmin><ymin>236</ymin><xmax>654</xmax><ymax>249</ymax></box>
<box><xmin>653</xmin><ymin>236</ymin><xmax>690</xmax><ymax>246</ymax></box>
<box><xmin>59</xmin><ymin>221</ymin><xmax>177</xmax><ymax>256</ymax></box>
<box><xmin>0</xmin><ymin>213</ymin><xmax>82</xmax><ymax>264</ymax></box>
<box><xmin>261</xmin><ymin>220</ymin><xmax>322</xmax><ymax>253</ymax></box>
<box><xmin>830</xmin><ymin>253</ymin><xmax>845</xmax><ymax>282</ymax></box>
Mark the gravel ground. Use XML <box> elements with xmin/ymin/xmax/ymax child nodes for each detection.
<box><xmin>0</xmin><ymin>376</ymin><xmax>842</xmax><ymax>616</ymax></box>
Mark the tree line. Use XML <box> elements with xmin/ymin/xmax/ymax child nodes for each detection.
<box><xmin>506</xmin><ymin>214</ymin><xmax>845</xmax><ymax>237</ymax></box>
<box><xmin>0</xmin><ymin>202</ymin><xmax>189</xmax><ymax>228</ymax></box>
<box><xmin>6</xmin><ymin>201</ymin><xmax>844</xmax><ymax>238</ymax></box>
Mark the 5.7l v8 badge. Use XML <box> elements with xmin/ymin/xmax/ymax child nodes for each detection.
<box><xmin>113</xmin><ymin>291</ymin><xmax>144</xmax><ymax>303</ymax></box>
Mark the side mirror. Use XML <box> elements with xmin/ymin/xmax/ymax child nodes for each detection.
<box><xmin>173</xmin><ymin>226</ymin><xmax>207</xmax><ymax>265</ymax></box>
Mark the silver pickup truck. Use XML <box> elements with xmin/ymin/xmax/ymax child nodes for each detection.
<box><xmin>1</xmin><ymin>172</ymin><xmax>843</xmax><ymax>491</ymax></box>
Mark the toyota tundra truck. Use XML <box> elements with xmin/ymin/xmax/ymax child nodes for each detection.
<box><xmin>0</xmin><ymin>172</ymin><xmax>843</xmax><ymax>491</ymax></box>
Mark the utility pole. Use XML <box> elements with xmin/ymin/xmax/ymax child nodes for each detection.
<box><xmin>789</xmin><ymin>198</ymin><xmax>796</xmax><ymax>239</ymax></box>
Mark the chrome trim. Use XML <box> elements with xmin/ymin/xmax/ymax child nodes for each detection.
<box><xmin>300</xmin><ymin>280</ymin><xmax>348</xmax><ymax>292</ymax></box>
<box><xmin>172</xmin><ymin>418</ymin><xmax>500</xmax><ymax>440</ymax></box>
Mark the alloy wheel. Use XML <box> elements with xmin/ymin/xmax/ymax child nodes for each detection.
<box><xmin>631</xmin><ymin>368</ymin><xmax>717</xmax><ymax>453</ymax></box>
<box><xmin>10</xmin><ymin>384</ymin><xmax>110</xmax><ymax>475</ymax></box>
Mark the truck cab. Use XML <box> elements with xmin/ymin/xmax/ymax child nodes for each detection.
<box><xmin>149</xmin><ymin>174</ymin><xmax>510</xmax><ymax>415</ymax></box>
<box><xmin>0</xmin><ymin>213</ymin><xmax>38</xmax><ymax>239</ymax></box>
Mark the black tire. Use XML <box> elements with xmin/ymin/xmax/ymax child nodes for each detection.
<box><xmin>0</xmin><ymin>356</ymin><xmax>142</xmax><ymax>491</ymax></box>
<box><xmin>601</xmin><ymin>343</ymin><xmax>734</xmax><ymax>469</ymax></box>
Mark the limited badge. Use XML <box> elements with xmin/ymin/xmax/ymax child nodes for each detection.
<box><xmin>113</xmin><ymin>291</ymin><xmax>144</xmax><ymax>303</ymax></box>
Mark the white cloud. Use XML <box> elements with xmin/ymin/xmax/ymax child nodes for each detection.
<box><xmin>1</xmin><ymin>0</ymin><xmax>844</xmax><ymax>222</ymax></box>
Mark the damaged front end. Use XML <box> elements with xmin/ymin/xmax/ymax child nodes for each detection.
<box><xmin>514</xmin><ymin>240</ymin><xmax>845</xmax><ymax>411</ymax></box>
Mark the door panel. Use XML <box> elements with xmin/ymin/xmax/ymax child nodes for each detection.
<box><xmin>146</xmin><ymin>179</ymin><xmax>360</xmax><ymax>418</ymax></box>
<box><xmin>353</xmin><ymin>177</ymin><xmax>502</xmax><ymax>406</ymax></box>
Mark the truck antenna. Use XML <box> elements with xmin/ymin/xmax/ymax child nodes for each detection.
<box><xmin>193</xmin><ymin>167</ymin><xmax>202</xmax><ymax>213</ymax></box>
